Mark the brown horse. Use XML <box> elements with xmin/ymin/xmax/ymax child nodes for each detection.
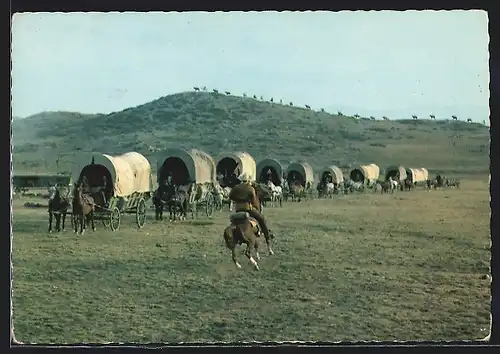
<box><xmin>48</xmin><ymin>186</ymin><xmax>70</xmax><ymax>232</ymax></box>
<box><xmin>289</xmin><ymin>181</ymin><xmax>305</xmax><ymax>202</ymax></box>
<box><xmin>253</xmin><ymin>182</ymin><xmax>272</xmax><ymax>208</ymax></box>
<box><xmin>404</xmin><ymin>178</ymin><xmax>414</xmax><ymax>191</ymax></box>
<box><xmin>222</xmin><ymin>211</ymin><xmax>274</xmax><ymax>270</ymax></box>
<box><xmin>377</xmin><ymin>180</ymin><xmax>393</xmax><ymax>194</ymax></box>
<box><xmin>72</xmin><ymin>182</ymin><xmax>96</xmax><ymax>234</ymax></box>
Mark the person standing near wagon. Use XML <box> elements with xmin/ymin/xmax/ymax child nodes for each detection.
<box><xmin>229</xmin><ymin>173</ymin><xmax>273</xmax><ymax>252</ymax></box>
<box><xmin>100</xmin><ymin>175</ymin><xmax>110</xmax><ymax>207</ymax></box>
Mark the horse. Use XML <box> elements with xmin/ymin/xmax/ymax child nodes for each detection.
<box><xmin>344</xmin><ymin>179</ymin><xmax>364</xmax><ymax>193</ymax></box>
<box><xmin>389</xmin><ymin>177</ymin><xmax>398</xmax><ymax>192</ymax></box>
<box><xmin>48</xmin><ymin>185</ymin><xmax>70</xmax><ymax>232</ymax></box>
<box><xmin>153</xmin><ymin>184</ymin><xmax>189</xmax><ymax>221</ymax></box>
<box><xmin>404</xmin><ymin>178</ymin><xmax>414</xmax><ymax>191</ymax></box>
<box><xmin>324</xmin><ymin>182</ymin><xmax>336</xmax><ymax>198</ymax></box>
<box><xmin>253</xmin><ymin>183</ymin><xmax>273</xmax><ymax>209</ymax></box>
<box><xmin>167</xmin><ymin>186</ymin><xmax>189</xmax><ymax>221</ymax></box>
<box><xmin>377</xmin><ymin>180</ymin><xmax>393</xmax><ymax>194</ymax></box>
<box><xmin>183</xmin><ymin>183</ymin><xmax>214</xmax><ymax>219</ymax></box>
<box><xmin>153</xmin><ymin>186</ymin><xmax>167</xmax><ymax>220</ymax></box>
<box><xmin>289</xmin><ymin>181</ymin><xmax>305</xmax><ymax>202</ymax></box>
<box><xmin>265</xmin><ymin>180</ymin><xmax>283</xmax><ymax>207</ymax></box>
<box><xmin>72</xmin><ymin>182</ymin><xmax>96</xmax><ymax>234</ymax></box>
<box><xmin>213</xmin><ymin>184</ymin><xmax>232</xmax><ymax>211</ymax></box>
<box><xmin>222</xmin><ymin>211</ymin><xmax>275</xmax><ymax>271</ymax></box>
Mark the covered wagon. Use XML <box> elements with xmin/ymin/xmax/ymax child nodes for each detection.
<box><xmin>70</xmin><ymin>151</ymin><xmax>153</xmax><ymax>230</ymax></box>
<box><xmin>384</xmin><ymin>165</ymin><xmax>408</xmax><ymax>182</ymax></box>
<box><xmin>349</xmin><ymin>163</ymin><xmax>380</xmax><ymax>185</ymax></box>
<box><xmin>319</xmin><ymin>165</ymin><xmax>344</xmax><ymax>185</ymax></box>
<box><xmin>285</xmin><ymin>162</ymin><xmax>315</xmax><ymax>189</ymax></box>
<box><xmin>156</xmin><ymin>148</ymin><xmax>217</xmax><ymax>218</ymax></box>
<box><xmin>405</xmin><ymin>167</ymin><xmax>429</xmax><ymax>185</ymax></box>
<box><xmin>216</xmin><ymin>151</ymin><xmax>256</xmax><ymax>188</ymax></box>
<box><xmin>317</xmin><ymin>165</ymin><xmax>344</xmax><ymax>197</ymax></box>
<box><xmin>256</xmin><ymin>158</ymin><xmax>285</xmax><ymax>186</ymax></box>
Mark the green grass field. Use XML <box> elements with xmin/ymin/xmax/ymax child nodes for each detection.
<box><xmin>12</xmin><ymin>178</ymin><xmax>491</xmax><ymax>343</ymax></box>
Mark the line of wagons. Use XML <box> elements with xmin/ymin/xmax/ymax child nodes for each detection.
<box><xmin>63</xmin><ymin>148</ymin><xmax>430</xmax><ymax>231</ymax></box>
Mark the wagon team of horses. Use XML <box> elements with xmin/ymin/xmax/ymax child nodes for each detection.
<box><xmin>156</xmin><ymin>148</ymin><xmax>217</xmax><ymax>219</ymax></box>
<box><xmin>69</xmin><ymin>152</ymin><xmax>153</xmax><ymax>231</ymax></box>
<box><xmin>47</xmin><ymin>147</ymin><xmax>439</xmax><ymax>234</ymax></box>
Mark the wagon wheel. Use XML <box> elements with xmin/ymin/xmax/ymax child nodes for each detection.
<box><xmin>205</xmin><ymin>193</ymin><xmax>215</xmax><ymax>218</ymax></box>
<box><xmin>136</xmin><ymin>198</ymin><xmax>147</xmax><ymax>228</ymax></box>
<box><xmin>110</xmin><ymin>206</ymin><xmax>121</xmax><ymax>231</ymax></box>
<box><xmin>102</xmin><ymin>209</ymin><xmax>110</xmax><ymax>227</ymax></box>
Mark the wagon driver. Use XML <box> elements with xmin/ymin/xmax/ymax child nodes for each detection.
<box><xmin>100</xmin><ymin>175</ymin><xmax>110</xmax><ymax>206</ymax></box>
<box><xmin>229</xmin><ymin>172</ymin><xmax>272</xmax><ymax>242</ymax></box>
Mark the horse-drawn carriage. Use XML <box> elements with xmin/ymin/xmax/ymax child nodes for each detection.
<box><xmin>156</xmin><ymin>148</ymin><xmax>217</xmax><ymax>219</ymax></box>
<box><xmin>405</xmin><ymin>167</ymin><xmax>429</xmax><ymax>187</ymax></box>
<box><xmin>70</xmin><ymin>151</ymin><xmax>153</xmax><ymax>231</ymax></box>
<box><xmin>384</xmin><ymin>165</ymin><xmax>407</xmax><ymax>191</ymax></box>
<box><xmin>256</xmin><ymin>158</ymin><xmax>287</xmax><ymax>205</ymax></box>
<box><xmin>349</xmin><ymin>163</ymin><xmax>380</xmax><ymax>187</ymax></box>
<box><xmin>317</xmin><ymin>165</ymin><xmax>344</xmax><ymax>198</ymax></box>
<box><xmin>216</xmin><ymin>151</ymin><xmax>257</xmax><ymax>187</ymax></box>
<box><xmin>256</xmin><ymin>158</ymin><xmax>285</xmax><ymax>187</ymax></box>
<box><xmin>285</xmin><ymin>161</ymin><xmax>315</xmax><ymax>201</ymax></box>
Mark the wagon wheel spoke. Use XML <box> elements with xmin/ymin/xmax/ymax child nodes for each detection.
<box><xmin>136</xmin><ymin>198</ymin><xmax>147</xmax><ymax>228</ymax></box>
<box><xmin>110</xmin><ymin>206</ymin><xmax>121</xmax><ymax>231</ymax></box>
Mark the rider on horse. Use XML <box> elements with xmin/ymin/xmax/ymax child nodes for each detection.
<box><xmin>228</xmin><ymin>172</ymin><xmax>271</xmax><ymax>242</ymax></box>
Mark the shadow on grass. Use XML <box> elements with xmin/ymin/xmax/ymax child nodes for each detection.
<box><xmin>189</xmin><ymin>220</ymin><xmax>215</xmax><ymax>226</ymax></box>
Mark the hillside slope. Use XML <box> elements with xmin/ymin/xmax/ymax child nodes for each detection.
<box><xmin>12</xmin><ymin>91</ymin><xmax>490</xmax><ymax>176</ymax></box>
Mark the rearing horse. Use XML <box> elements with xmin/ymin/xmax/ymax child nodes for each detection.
<box><xmin>72</xmin><ymin>182</ymin><xmax>96</xmax><ymax>234</ymax></box>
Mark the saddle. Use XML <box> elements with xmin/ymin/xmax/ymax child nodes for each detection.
<box><xmin>229</xmin><ymin>212</ymin><xmax>261</xmax><ymax>234</ymax></box>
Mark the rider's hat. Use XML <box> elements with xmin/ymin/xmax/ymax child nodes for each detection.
<box><xmin>238</xmin><ymin>172</ymin><xmax>251</xmax><ymax>182</ymax></box>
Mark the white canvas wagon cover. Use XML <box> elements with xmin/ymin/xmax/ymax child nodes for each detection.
<box><xmin>216</xmin><ymin>151</ymin><xmax>257</xmax><ymax>181</ymax></box>
<box><xmin>71</xmin><ymin>151</ymin><xmax>153</xmax><ymax>197</ymax></box>
<box><xmin>350</xmin><ymin>163</ymin><xmax>380</xmax><ymax>182</ymax></box>
<box><xmin>406</xmin><ymin>168</ymin><xmax>429</xmax><ymax>183</ymax></box>
<box><xmin>320</xmin><ymin>165</ymin><xmax>344</xmax><ymax>184</ymax></box>
<box><xmin>286</xmin><ymin>162</ymin><xmax>315</xmax><ymax>185</ymax></box>
<box><xmin>157</xmin><ymin>148</ymin><xmax>217</xmax><ymax>184</ymax></box>
<box><xmin>384</xmin><ymin>165</ymin><xmax>408</xmax><ymax>181</ymax></box>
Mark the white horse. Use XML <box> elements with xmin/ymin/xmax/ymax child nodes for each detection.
<box><xmin>325</xmin><ymin>182</ymin><xmax>335</xmax><ymax>198</ymax></box>
<box><xmin>266</xmin><ymin>180</ymin><xmax>283</xmax><ymax>207</ymax></box>
<box><xmin>214</xmin><ymin>184</ymin><xmax>231</xmax><ymax>211</ymax></box>
<box><xmin>390</xmin><ymin>177</ymin><xmax>398</xmax><ymax>192</ymax></box>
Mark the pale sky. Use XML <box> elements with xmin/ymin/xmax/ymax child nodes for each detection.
<box><xmin>11</xmin><ymin>11</ymin><xmax>490</xmax><ymax>121</ymax></box>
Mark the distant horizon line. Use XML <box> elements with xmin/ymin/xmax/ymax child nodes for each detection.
<box><xmin>11</xmin><ymin>90</ymin><xmax>490</xmax><ymax>124</ymax></box>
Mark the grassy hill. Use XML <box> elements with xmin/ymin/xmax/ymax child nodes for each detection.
<box><xmin>12</xmin><ymin>91</ymin><xmax>490</xmax><ymax>177</ymax></box>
